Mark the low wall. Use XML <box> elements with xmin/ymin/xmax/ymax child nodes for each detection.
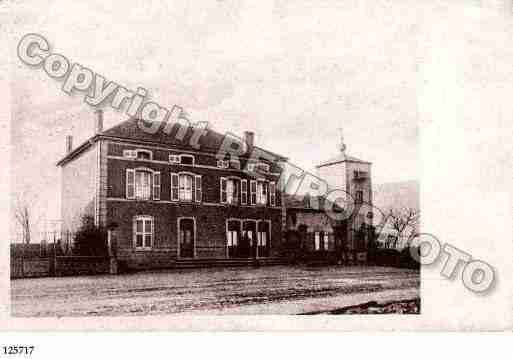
<box><xmin>10</xmin><ymin>256</ymin><xmax>110</xmax><ymax>278</ymax></box>
<box><xmin>54</xmin><ymin>256</ymin><xmax>110</xmax><ymax>276</ymax></box>
<box><xmin>11</xmin><ymin>258</ymin><xmax>51</xmax><ymax>278</ymax></box>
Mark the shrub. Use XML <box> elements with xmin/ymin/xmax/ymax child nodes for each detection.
<box><xmin>73</xmin><ymin>215</ymin><xmax>108</xmax><ymax>256</ymax></box>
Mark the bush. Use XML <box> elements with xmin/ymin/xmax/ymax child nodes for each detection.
<box><xmin>73</xmin><ymin>215</ymin><xmax>108</xmax><ymax>256</ymax></box>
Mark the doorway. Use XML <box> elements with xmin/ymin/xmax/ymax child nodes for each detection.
<box><xmin>178</xmin><ymin>218</ymin><xmax>195</xmax><ymax>258</ymax></box>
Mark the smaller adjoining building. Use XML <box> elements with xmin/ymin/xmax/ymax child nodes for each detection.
<box><xmin>283</xmin><ymin>131</ymin><xmax>374</xmax><ymax>264</ymax></box>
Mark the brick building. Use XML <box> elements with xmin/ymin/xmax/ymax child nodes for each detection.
<box><xmin>57</xmin><ymin>111</ymin><xmax>287</xmax><ymax>269</ymax></box>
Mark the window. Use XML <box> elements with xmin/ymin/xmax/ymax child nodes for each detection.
<box><xmin>123</xmin><ymin>149</ymin><xmax>152</xmax><ymax>160</ymax></box>
<box><xmin>314</xmin><ymin>231</ymin><xmax>328</xmax><ymax>251</ymax></box>
<box><xmin>257</xmin><ymin>221</ymin><xmax>270</xmax><ymax>257</ymax></box>
<box><xmin>169</xmin><ymin>154</ymin><xmax>180</xmax><ymax>163</ymax></box>
<box><xmin>257</xmin><ymin>230</ymin><xmax>267</xmax><ymax>246</ymax></box>
<box><xmin>227</xmin><ymin>230</ymin><xmax>238</xmax><ymax>246</ymax></box>
<box><xmin>241</xmin><ymin>179</ymin><xmax>248</xmax><ymax>205</ymax></box>
<box><xmin>257</xmin><ymin>181</ymin><xmax>268</xmax><ymax>205</ymax></box>
<box><xmin>257</xmin><ymin>162</ymin><xmax>270</xmax><ymax>173</ymax></box>
<box><xmin>246</xmin><ymin>162</ymin><xmax>256</xmax><ymax>172</ymax></box>
<box><xmin>169</xmin><ymin>154</ymin><xmax>194</xmax><ymax>165</ymax></box>
<box><xmin>135</xmin><ymin>170</ymin><xmax>152</xmax><ymax>200</ymax></box>
<box><xmin>136</xmin><ymin>150</ymin><xmax>152</xmax><ymax>160</ymax></box>
<box><xmin>217</xmin><ymin>160</ymin><xmax>229</xmax><ymax>169</ymax></box>
<box><xmin>123</xmin><ymin>150</ymin><xmax>137</xmax><ymax>159</ymax></box>
<box><xmin>180</xmin><ymin>155</ymin><xmax>194</xmax><ymax>165</ymax></box>
<box><xmin>126</xmin><ymin>169</ymin><xmax>155</xmax><ymax>200</ymax></box>
<box><xmin>221</xmin><ymin>178</ymin><xmax>239</xmax><ymax>204</ymax></box>
<box><xmin>179</xmin><ymin>174</ymin><xmax>193</xmax><ymax>201</ymax></box>
<box><xmin>355</xmin><ymin>190</ymin><xmax>363</xmax><ymax>204</ymax></box>
<box><xmin>133</xmin><ymin>216</ymin><xmax>153</xmax><ymax>249</ymax></box>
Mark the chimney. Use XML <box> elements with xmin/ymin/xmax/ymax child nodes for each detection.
<box><xmin>95</xmin><ymin>109</ymin><xmax>104</xmax><ymax>133</ymax></box>
<box><xmin>66</xmin><ymin>135</ymin><xmax>73</xmax><ymax>153</ymax></box>
<box><xmin>243</xmin><ymin>131</ymin><xmax>254</xmax><ymax>153</ymax></box>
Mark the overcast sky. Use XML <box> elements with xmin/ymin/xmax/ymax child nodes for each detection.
<box><xmin>8</xmin><ymin>0</ymin><xmax>513</xmax><ymax>235</ymax></box>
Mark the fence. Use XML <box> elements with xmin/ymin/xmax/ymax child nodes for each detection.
<box><xmin>10</xmin><ymin>231</ymin><xmax>110</xmax><ymax>279</ymax></box>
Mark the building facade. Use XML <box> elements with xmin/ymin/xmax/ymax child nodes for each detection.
<box><xmin>57</xmin><ymin>112</ymin><xmax>287</xmax><ymax>269</ymax></box>
<box><xmin>282</xmin><ymin>132</ymin><xmax>374</xmax><ymax>263</ymax></box>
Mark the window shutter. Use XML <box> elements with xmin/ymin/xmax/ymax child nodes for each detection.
<box><xmin>269</xmin><ymin>182</ymin><xmax>276</xmax><ymax>206</ymax></box>
<box><xmin>220</xmin><ymin>177</ymin><xmax>227</xmax><ymax>203</ymax></box>
<box><xmin>250</xmin><ymin>180</ymin><xmax>257</xmax><ymax>205</ymax></box>
<box><xmin>153</xmin><ymin>172</ymin><xmax>161</xmax><ymax>200</ymax></box>
<box><xmin>195</xmin><ymin>175</ymin><xmax>202</xmax><ymax>202</ymax></box>
<box><xmin>241</xmin><ymin>179</ymin><xmax>248</xmax><ymax>205</ymax></box>
<box><xmin>171</xmin><ymin>173</ymin><xmax>179</xmax><ymax>201</ymax></box>
<box><xmin>126</xmin><ymin>169</ymin><xmax>135</xmax><ymax>199</ymax></box>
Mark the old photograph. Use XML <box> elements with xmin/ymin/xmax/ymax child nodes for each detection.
<box><xmin>8</xmin><ymin>0</ymin><xmax>421</xmax><ymax>317</ymax></box>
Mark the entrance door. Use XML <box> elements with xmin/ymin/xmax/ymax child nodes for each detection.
<box><xmin>241</xmin><ymin>221</ymin><xmax>257</xmax><ymax>258</ymax></box>
<box><xmin>179</xmin><ymin>218</ymin><xmax>194</xmax><ymax>258</ymax></box>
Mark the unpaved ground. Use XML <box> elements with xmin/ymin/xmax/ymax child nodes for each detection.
<box><xmin>11</xmin><ymin>265</ymin><xmax>420</xmax><ymax>317</ymax></box>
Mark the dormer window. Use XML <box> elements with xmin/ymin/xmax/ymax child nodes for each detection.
<box><xmin>136</xmin><ymin>150</ymin><xmax>152</xmax><ymax>160</ymax></box>
<box><xmin>257</xmin><ymin>162</ymin><xmax>270</xmax><ymax>173</ymax></box>
<box><xmin>180</xmin><ymin>155</ymin><xmax>194</xmax><ymax>165</ymax></box>
<box><xmin>246</xmin><ymin>162</ymin><xmax>256</xmax><ymax>172</ymax></box>
<box><xmin>123</xmin><ymin>150</ymin><xmax>137</xmax><ymax>159</ymax></box>
<box><xmin>169</xmin><ymin>155</ymin><xmax>180</xmax><ymax>164</ymax></box>
<box><xmin>217</xmin><ymin>160</ymin><xmax>229</xmax><ymax>169</ymax></box>
<box><xmin>169</xmin><ymin>154</ymin><xmax>195</xmax><ymax>166</ymax></box>
<box><xmin>123</xmin><ymin>149</ymin><xmax>152</xmax><ymax>161</ymax></box>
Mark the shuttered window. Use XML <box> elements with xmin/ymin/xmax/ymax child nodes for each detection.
<box><xmin>269</xmin><ymin>182</ymin><xmax>276</xmax><ymax>206</ymax></box>
<box><xmin>171</xmin><ymin>173</ymin><xmax>179</xmax><ymax>201</ymax></box>
<box><xmin>153</xmin><ymin>172</ymin><xmax>161</xmax><ymax>200</ymax></box>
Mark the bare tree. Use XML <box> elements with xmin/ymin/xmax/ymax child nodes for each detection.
<box><xmin>14</xmin><ymin>200</ymin><xmax>32</xmax><ymax>244</ymax></box>
<box><xmin>13</xmin><ymin>191</ymin><xmax>42</xmax><ymax>244</ymax></box>
<box><xmin>388</xmin><ymin>207</ymin><xmax>419</xmax><ymax>249</ymax></box>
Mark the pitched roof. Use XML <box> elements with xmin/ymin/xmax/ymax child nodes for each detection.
<box><xmin>57</xmin><ymin>117</ymin><xmax>287</xmax><ymax>166</ymax></box>
<box><xmin>316</xmin><ymin>153</ymin><xmax>371</xmax><ymax>168</ymax></box>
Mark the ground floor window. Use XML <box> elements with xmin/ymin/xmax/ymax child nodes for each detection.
<box><xmin>257</xmin><ymin>221</ymin><xmax>271</xmax><ymax>257</ymax></box>
<box><xmin>226</xmin><ymin>220</ymin><xmax>271</xmax><ymax>258</ymax></box>
<box><xmin>314</xmin><ymin>231</ymin><xmax>329</xmax><ymax>251</ymax></box>
<box><xmin>227</xmin><ymin>220</ymin><xmax>240</xmax><ymax>258</ymax></box>
<box><xmin>133</xmin><ymin>215</ymin><xmax>153</xmax><ymax>249</ymax></box>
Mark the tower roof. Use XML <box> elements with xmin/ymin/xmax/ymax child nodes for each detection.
<box><xmin>316</xmin><ymin>153</ymin><xmax>371</xmax><ymax>168</ymax></box>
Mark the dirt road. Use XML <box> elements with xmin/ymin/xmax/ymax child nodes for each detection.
<box><xmin>11</xmin><ymin>265</ymin><xmax>420</xmax><ymax>317</ymax></box>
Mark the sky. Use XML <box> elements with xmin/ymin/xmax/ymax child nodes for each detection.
<box><xmin>7</xmin><ymin>0</ymin><xmax>513</xmax><ymax>238</ymax></box>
